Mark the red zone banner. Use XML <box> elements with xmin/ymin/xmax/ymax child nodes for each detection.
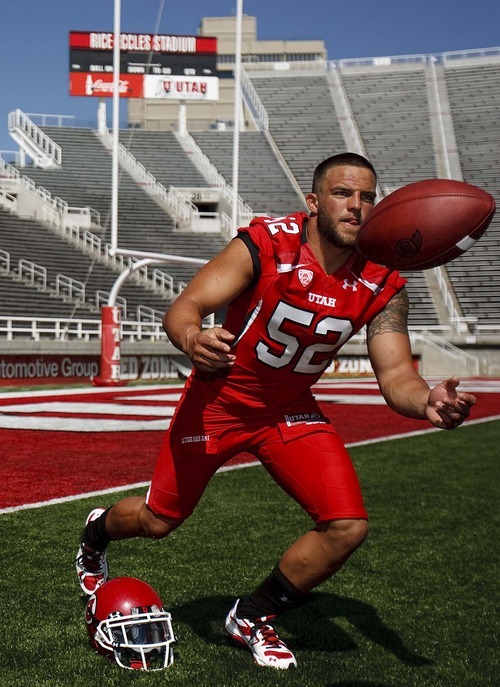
<box><xmin>1</xmin><ymin>379</ymin><xmax>499</xmax><ymax>510</ymax></box>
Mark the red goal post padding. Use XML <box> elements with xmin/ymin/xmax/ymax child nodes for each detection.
<box><xmin>92</xmin><ymin>306</ymin><xmax>126</xmax><ymax>386</ymax></box>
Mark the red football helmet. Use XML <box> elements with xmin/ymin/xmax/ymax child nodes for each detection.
<box><xmin>85</xmin><ymin>577</ymin><xmax>175</xmax><ymax>670</ymax></box>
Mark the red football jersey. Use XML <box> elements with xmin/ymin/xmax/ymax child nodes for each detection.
<box><xmin>185</xmin><ymin>212</ymin><xmax>406</xmax><ymax>413</ymax></box>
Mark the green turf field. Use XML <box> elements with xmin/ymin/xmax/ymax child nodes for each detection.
<box><xmin>2</xmin><ymin>421</ymin><xmax>498</xmax><ymax>686</ymax></box>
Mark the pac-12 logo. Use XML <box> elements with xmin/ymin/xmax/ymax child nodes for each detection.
<box><xmin>298</xmin><ymin>269</ymin><xmax>314</xmax><ymax>288</ymax></box>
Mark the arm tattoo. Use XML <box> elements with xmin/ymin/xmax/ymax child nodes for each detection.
<box><xmin>367</xmin><ymin>288</ymin><xmax>409</xmax><ymax>341</ymax></box>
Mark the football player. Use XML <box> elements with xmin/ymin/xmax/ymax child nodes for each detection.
<box><xmin>77</xmin><ymin>152</ymin><xmax>476</xmax><ymax>670</ymax></box>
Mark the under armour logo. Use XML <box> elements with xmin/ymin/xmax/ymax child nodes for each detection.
<box><xmin>342</xmin><ymin>279</ymin><xmax>358</xmax><ymax>291</ymax></box>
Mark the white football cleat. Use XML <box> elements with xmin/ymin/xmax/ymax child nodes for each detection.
<box><xmin>225</xmin><ymin>599</ymin><xmax>297</xmax><ymax>669</ymax></box>
<box><xmin>75</xmin><ymin>508</ymin><xmax>109</xmax><ymax>596</ymax></box>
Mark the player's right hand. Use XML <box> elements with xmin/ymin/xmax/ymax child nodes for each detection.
<box><xmin>425</xmin><ymin>376</ymin><xmax>476</xmax><ymax>429</ymax></box>
<box><xmin>187</xmin><ymin>327</ymin><xmax>236</xmax><ymax>372</ymax></box>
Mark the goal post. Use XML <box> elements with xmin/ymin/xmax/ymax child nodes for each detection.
<box><xmin>93</xmin><ymin>255</ymin><xmax>208</xmax><ymax>386</ymax></box>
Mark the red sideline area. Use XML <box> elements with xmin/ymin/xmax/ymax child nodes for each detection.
<box><xmin>1</xmin><ymin>380</ymin><xmax>499</xmax><ymax>510</ymax></box>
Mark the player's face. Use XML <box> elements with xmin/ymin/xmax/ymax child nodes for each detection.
<box><xmin>307</xmin><ymin>166</ymin><xmax>377</xmax><ymax>250</ymax></box>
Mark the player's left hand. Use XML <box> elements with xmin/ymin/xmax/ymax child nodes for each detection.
<box><xmin>426</xmin><ymin>376</ymin><xmax>476</xmax><ymax>429</ymax></box>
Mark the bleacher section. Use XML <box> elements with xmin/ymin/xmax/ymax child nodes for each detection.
<box><xmin>21</xmin><ymin>127</ymin><xmax>227</xmax><ymax>286</ymax></box>
<box><xmin>443</xmin><ymin>61</ymin><xmax>500</xmax><ymax>328</ymax></box>
<box><xmin>399</xmin><ymin>270</ymin><xmax>440</xmax><ymax>330</ymax></box>
<box><xmin>340</xmin><ymin>65</ymin><xmax>438</xmax><ymax>187</ymax></box>
<box><xmin>191</xmin><ymin>130</ymin><xmax>305</xmax><ymax>216</ymax></box>
<box><xmin>0</xmin><ymin>207</ymin><xmax>171</xmax><ymax>319</ymax></box>
<box><xmin>118</xmin><ymin>130</ymin><xmax>210</xmax><ymax>189</ymax></box>
<box><xmin>0</xmin><ymin>271</ymin><xmax>81</xmax><ymax>318</ymax></box>
<box><xmin>249</xmin><ymin>73</ymin><xmax>347</xmax><ymax>194</ymax></box>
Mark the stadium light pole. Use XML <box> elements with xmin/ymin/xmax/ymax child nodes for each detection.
<box><xmin>110</xmin><ymin>0</ymin><xmax>121</xmax><ymax>255</ymax></box>
<box><xmin>94</xmin><ymin>0</ymin><xmax>123</xmax><ymax>387</ymax></box>
<box><xmin>231</xmin><ymin>0</ymin><xmax>243</xmax><ymax>236</ymax></box>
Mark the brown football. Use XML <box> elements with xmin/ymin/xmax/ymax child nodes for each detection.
<box><xmin>355</xmin><ymin>179</ymin><xmax>496</xmax><ymax>270</ymax></box>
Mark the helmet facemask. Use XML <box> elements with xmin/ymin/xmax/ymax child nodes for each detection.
<box><xmin>95</xmin><ymin>607</ymin><xmax>175</xmax><ymax>670</ymax></box>
<box><xmin>86</xmin><ymin>577</ymin><xmax>175</xmax><ymax>671</ymax></box>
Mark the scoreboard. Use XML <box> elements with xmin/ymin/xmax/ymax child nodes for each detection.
<box><xmin>69</xmin><ymin>31</ymin><xmax>219</xmax><ymax>100</ymax></box>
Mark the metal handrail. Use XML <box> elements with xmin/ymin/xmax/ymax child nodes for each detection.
<box><xmin>8</xmin><ymin>109</ymin><xmax>62</xmax><ymax>167</ymax></box>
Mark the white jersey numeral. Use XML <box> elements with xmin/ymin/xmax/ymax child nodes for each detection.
<box><xmin>256</xmin><ymin>301</ymin><xmax>353</xmax><ymax>373</ymax></box>
<box><xmin>265</xmin><ymin>219</ymin><xmax>300</xmax><ymax>235</ymax></box>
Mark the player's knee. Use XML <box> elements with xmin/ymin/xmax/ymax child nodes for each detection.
<box><xmin>138</xmin><ymin>505</ymin><xmax>184</xmax><ymax>539</ymax></box>
<box><xmin>321</xmin><ymin>518</ymin><xmax>368</xmax><ymax>554</ymax></box>
<box><xmin>346</xmin><ymin>518</ymin><xmax>369</xmax><ymax>550</ymax></box>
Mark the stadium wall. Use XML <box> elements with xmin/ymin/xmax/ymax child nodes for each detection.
<box><xmin>0</xmin><ymin>339</ymin><xmax>498</xmax><ymax>385</ymax></box>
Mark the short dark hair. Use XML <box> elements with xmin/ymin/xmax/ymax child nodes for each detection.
<box><xmin>312</xmin><ymin>152</ymin><xmax>377</xmax><ymax>192</ymax></box>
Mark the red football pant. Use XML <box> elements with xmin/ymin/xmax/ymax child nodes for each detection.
<box><xmin>146</xmin><ymin>397</ymin><xmax>367</xmax><ymax>524</ymax></box>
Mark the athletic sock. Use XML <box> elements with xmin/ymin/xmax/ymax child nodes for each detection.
<box><xmin>236</xmin><ymin>564</ymin><xmax>308</xmax><ymax>620</ymax></box>
<box><xmin>81</xmin><ymin>508</ymin><xmax>111</xmax><ymax>552</ymax></box>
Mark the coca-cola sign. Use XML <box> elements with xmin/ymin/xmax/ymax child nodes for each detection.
<box><xmin>69</xmin><ymin>72</ymin><xmax>144</xmax><ymax>98</ymax></box>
